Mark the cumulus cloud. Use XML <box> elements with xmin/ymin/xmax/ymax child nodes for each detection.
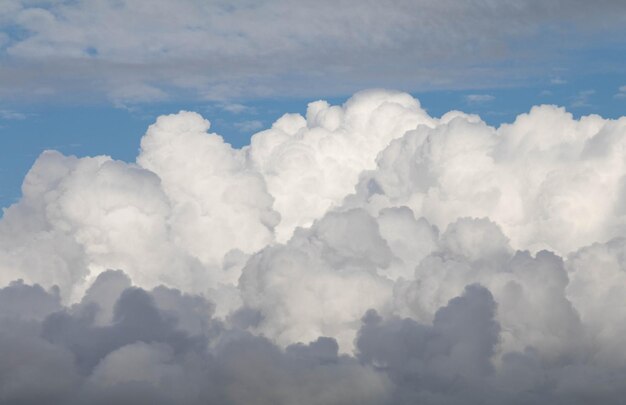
<box><xmin>2</xmin><ymin>89</ymin><xmax>626</xmax><ymax>403</ymax></box>
<box><xmin>0</xmin><ymin>271</ymin><xmax>391</xmax><ymax>404</ymax></box>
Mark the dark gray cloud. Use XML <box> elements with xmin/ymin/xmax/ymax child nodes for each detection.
<box><xmin>3</xmin><ymin>269</ymin><xmax>626</xmax><ymax>404</ymax></box>
<box><xmin>0</xmin><ymin>271</ymin><xmax>391</xmax><ymax>404</ymax></box>
<box><xmin>357</xmin><ymin>284</ymin><xmax>500</xmax><ymax>404</ymax></box>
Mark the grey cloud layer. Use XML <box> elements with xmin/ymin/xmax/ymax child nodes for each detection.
<box><xmin>2</xmin><ymin>90</ymin><xmax>626</xmax><ymax>403</ymax></box>
<box><xmin>1</xmin><ymin>0</ymin><xmax>625</xmax><ymax>101</ymax></box>
<box><xmin>0</xmin><ymin>271</ymin><xmax>390</xmax><ymax>404</ymax></box>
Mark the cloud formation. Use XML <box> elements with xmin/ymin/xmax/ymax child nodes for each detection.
<box><xmin>1</xmin><ymin>0</ymin><xmax>625</xmax><ymax>101</ymax></box>
<box><xmin>2</xmin><ymin>89</ymin><xmax>626</xmax><ymax>403</ymax></box>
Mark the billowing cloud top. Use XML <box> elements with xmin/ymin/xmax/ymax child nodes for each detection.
<box><xmin>2</xmin><ymin>90</ymin><xmax>626</xmax><ymax>404</ymax></box>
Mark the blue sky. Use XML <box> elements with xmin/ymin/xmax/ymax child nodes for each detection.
<box><xmin>1</xmin><ymin>0</ymin><xmax>625</xmax><ymax>209</ymax></box>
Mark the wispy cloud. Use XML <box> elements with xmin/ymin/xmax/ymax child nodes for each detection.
<box><xmin>0</xmin><ymin>1</ymin><xmax>625</xmax><ymax>103</ymax></box>
<box><xmin>614</xmin><ymin>85</ymin><xmax>626</xmax><ymax>99</ymax></box>
<box><xmin>219</xmin><ymin>103</ymin><xmax>256</xmax><ymax>115</ymax></box>
<box><xmin>108</xmin><ymin>83</ymin><xmax>168</xmax><ymax>109</ymax></box>
<box><xmin>465</xmin><ymin>94</ymin><xmax>495</xmax><ymax>104</ymax></box>
<box><xmin>233</xmin><ymin>120</ymin><xmax>264</xmax><ymax>133</ymax></box>
<box><xmin>571</xmin><ymin>89</ymin><xmax>595</xmax><ymax>108</ymax></box>
<box><xmin>0</xmin><ymin>109</ymin><xmax>26</xmax><ymax>120</ymax></box>
<box><xmin>550</xmin><ymin>76</ymin><xmax>567</xmax><ymax>85</ymax></box>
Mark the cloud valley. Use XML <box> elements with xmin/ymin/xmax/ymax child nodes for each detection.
<box><xmin>2</xmin><ymin>90</ymin><xmax>626</xmax><ymax>404</ymax></box>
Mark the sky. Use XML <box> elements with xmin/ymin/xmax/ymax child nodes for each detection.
<box><xmin>1</xmin><ymin>0</ymin><xmax>626</xmax><ymax>208</ymax></box>
<box><xmin>2</xmin><ymin>1</ymin><xmax>626</xmax><ymax>404</ymax></box>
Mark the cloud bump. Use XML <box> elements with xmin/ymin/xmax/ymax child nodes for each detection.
<box><xmin>2</xmin><ymin>90</ymin><xmax>626</xmax><ymax>403</ymax></box>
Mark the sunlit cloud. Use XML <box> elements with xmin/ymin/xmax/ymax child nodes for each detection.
<box><xmin>2</xmin><ymin>90</ymin><xmax>626</xmax><ymax>403</ymax></box>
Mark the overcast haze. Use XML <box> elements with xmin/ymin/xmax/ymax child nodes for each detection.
<box><xmin>2</xmin><ymin>1</ymin><xmax>626</xmax><ymax>404</ymax></box>
<box><xmin>1</xmin><ymin>0</ymin><xmax>626</xmax><ymax>102</ymax></box>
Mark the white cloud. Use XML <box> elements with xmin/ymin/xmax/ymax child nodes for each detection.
<box><xmin>465</xmin><ymin>94</ymin><xmax>495</xmax><ymax>104</ymax></box>
<box><xmin>219</xmin><ymin>103</ymin><xmax>255</xmax><ymax>115</ymax></box>
<box><xmin>233</xmin><ymin>120</ymin><xmax>264</xmax><ymax>132</ymax></box>
<box><xmin>615</xmin><ymin>85</ymin><xmax>626</xmax><ymax>99</ymax></box>
<box><xmin>1</xmin><ymin>89</ymin><xmax>626</xmax><ymax>402</ymax></box>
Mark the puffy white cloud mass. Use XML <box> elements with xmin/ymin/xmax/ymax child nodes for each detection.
<box><xmin>2</xmin><ymin>89</ymin><xmax>626</xmax><ymax>403</ymax></box>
